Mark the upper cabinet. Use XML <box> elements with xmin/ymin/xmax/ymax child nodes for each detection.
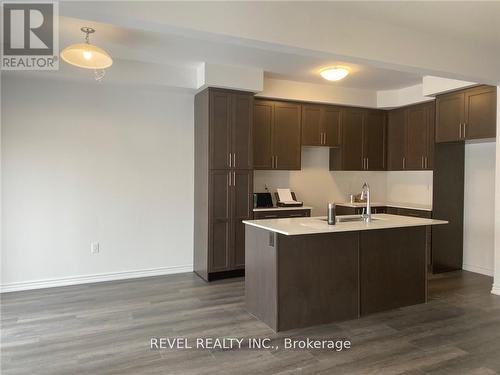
<box><xmin>210</xmin><ymin>90</ymin><xmax>253</xmax><ymax>170</ymax></box>
<box><xmin>253</xmin><ymin>99</ymin><xmax>301</xmax><ymax>170</ymax></box>
<box><xmin>436</xmin><ymin>85</ymin><xmax>496</xmax><ymax>143</ymax></box>
<box><xmin>329</xmin><ymin>108</ymin><xmax>386</xmax><ymax>171</ymax></box>
<box><xmin>364</xmin><ymin>110</ymin><xmax>387</xmax><ymax>170</ymax></box>
<box><xmin>387</xmin><ymin>108</ymin><xmax>406</xmax><ymax>170</ymax></box>
<box><xmin>387</xmin><ymin>102</ymin><xmax>435</xmax><ymax>171</ymax></box>
<box><xmin>302</xmin><ymin>104</ymin><xmax>341</xmax><ymax>147</ymax></box>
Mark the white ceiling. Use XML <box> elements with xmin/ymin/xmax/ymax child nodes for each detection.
<box><xmin>11</xmin><ymin>2</ymin><xmax>498</xmax><ymax>89</ymax></box>
<box><xmin>332</xmin><ymin>1</ymin><xmax>500</xmax><ymax>48</ymax></box>
<box><xmin>58</xmin><ymin>16</ymin><xmax>422</xmax><ymax>91</ymax></box>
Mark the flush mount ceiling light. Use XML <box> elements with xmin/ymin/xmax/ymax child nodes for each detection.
<box><xmin>319</xmin><ymin>66</ymin><xmax>350</xmax><ymax>81</ymax></box>
<box><xmin>60</xmin><ymin>27</ymin><xmax>113</xmax><ymax>71</ymax></box>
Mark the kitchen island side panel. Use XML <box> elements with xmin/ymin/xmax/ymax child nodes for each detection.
<box><xmin>360</xmin><ymin>226</ymin><xmax>427</xmax><ymax>316</ymax></box>
<box><xmin>245</xmin><ymin>225</ymin><xmax>278</xmax><ymax>331</ymax></box>
<box><xmin>277</xmin><ymin>232</ymin><xmax>360</xmax><ymax>331</ymax></box>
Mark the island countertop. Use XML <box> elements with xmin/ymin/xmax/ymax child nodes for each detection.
<box><xmin>243</xmin><ymin>214</ymin><xmax>447</xmax><ymax>236</ymax></box>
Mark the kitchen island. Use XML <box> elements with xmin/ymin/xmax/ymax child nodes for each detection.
<box><xmin>243</xmin><ymin>214</ymin><xmax>448</xmax><ymax>332</ymax></box>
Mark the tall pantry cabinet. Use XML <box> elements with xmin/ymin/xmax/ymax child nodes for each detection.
<box><xmin>194</xmin><ymin>88</ymin><xmax>254</xmax><ymax>281</ymax></box>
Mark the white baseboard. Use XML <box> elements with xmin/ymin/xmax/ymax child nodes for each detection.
<box><xmin>492</xmin><ymin>284</ymin><xmax>500</xmax><ymax>296</ymax></box>
<box><xmin>0</xmin><ymin>264</ymin><xmax>193</xmax><ymax>293</ymax></box>
<box><xmin>462</xmin><ymin>263</ymin><xmax>494</xmax><ymax>277</ymax></box>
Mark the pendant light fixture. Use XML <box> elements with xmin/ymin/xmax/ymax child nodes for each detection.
<box><xmin>60</xmin><ymin>27</ymin><xmax>113</xmax><ymax>80</ymax></box>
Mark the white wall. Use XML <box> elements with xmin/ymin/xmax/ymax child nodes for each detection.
<box><xmin>254</xmin><ymin>147</ymin><xmax>415</xmax><ymax>216</ymax></box>
<box><xmin>422</xmin><ymin>76</ymin><xmax>477</xmax><ymax>97</ymax></box>
<box><xmin>463</xmin><ymin>142</ymin><xmax>496</xmax><ymax>276</ymax></box>
<box><xmin>258</xmin><ymin>78</ymin><xmax>377</xmax><ymax>108</ymax></box>
<box><xmin>377</xmin><ymin>84</ymin><xmax>433</xmax><ymax>109</ymax></box>
<box><xmin>386</xmin><ymin>171</ymin><xmax>433</xmax><ymax>205</ymax></box>
<box><xmin>1</xmin><ymin>76</ymin><xmax>195</xmax><ymax>292</ymax></box>
<box><xmin>493</xmin><ymin>87</ymin><xmax>500</xmax><ymax>295</ymax></box>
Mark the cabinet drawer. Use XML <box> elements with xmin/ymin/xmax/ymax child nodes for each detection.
<box><xmin>253</xmin><ymin>209</ymin><xmax>311</xmax><ymax>219</ymax></box>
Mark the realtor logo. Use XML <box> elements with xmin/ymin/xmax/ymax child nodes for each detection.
<box><xmin>1</xmin><ymin>1</ymin><xmax>59</xmax><ymax>70</ymax></box>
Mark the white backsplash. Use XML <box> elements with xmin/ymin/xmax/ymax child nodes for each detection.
<box><xmin>254</xmin><ymin>147</ymin><xmax>433</xmax><ymax>216</ymax></box>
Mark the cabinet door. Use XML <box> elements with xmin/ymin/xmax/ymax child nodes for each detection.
<box><xmin>232</xmin><ymin>93</ymin><xmax>253</xmax><ymax>169</ymax></box>
<box><xmin>322</xmin><ymin>106</ymin><xmax>341</xmax><ymax>147</ymax></box>
<box><xmin>253</xmin><ymin>100</ymin><xmax>273</xmax><ymax>169</ymax></box>
<box><xmin>210</xmin><ymin>91</ymin><xmax>232</xmax><ymax>169</ymax></box>
<box><xmin>301</xmin><ymin>104</ymin><xmax>321</xmax><ymax>146</ymax></box>
<box><xmin>387</xmin><ymin>108</ymin><xmax>406</xmax><ymax>170</ymax></box>
<box><xmin>273</xmin><ymin>102</ymin><xmax>301</xmax><ymax>170</ymax></box>
<box><xmin>364</xmin><ymin>110</ymin><xmax>386</xmax><ymax>170</ymax></box>
<box><xmin>435</xmin><ymin>92</ymin><xmax>464</xmax><ymax>143</ymax></box>
<box><xmin>465</xmin><ymin>86</ymin><xmax>497</xmax><ymax>140</ymax></box>
<box><xmin>406</xmin><ymin>104</ymin><xmax>431</xmax><ymax>170</ymax></box>
<box><xmin>209</xmin><ymin>170</ymin><xmax>231</xmax><ymax>272</ymax></box>
<box><xmin>426</xmin><ymin>103</ymin><xmax>436</xmax><ymax>169</ymax></box>
<box><xmin>231</xmin><ymin>170</ymin><xmax>253</xmax><ymax>269</ymax></box>
<box><xmin>341</xmin><ymin>109</ymin><xmax>364</xmax><ymax>170</ymax></box>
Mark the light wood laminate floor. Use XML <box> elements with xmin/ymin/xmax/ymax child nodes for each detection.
<box><xmin>2</xmin><ymin>271</ymin><xmax>500</xmax><ymax>374</ymax></box>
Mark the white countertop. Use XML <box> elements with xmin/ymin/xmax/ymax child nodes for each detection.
<box><xmin>243</xmin><ymin>214</ymin><xmax>447</xmax><ymax>236</ymax></box>
<box><xmin>253</xmin><ymin>206</ymin><xmax>313</xmax><ymax>212</ymax></box>
<box><xmin>337</xmin><ymin>202</ymin><xmax>432</xmax><ymax>211</ymax></box>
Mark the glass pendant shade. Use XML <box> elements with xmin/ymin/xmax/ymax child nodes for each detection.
<box><xmin>60</xmin><ymin>43</ymin><xmax>113</xmax><ymax>69</ymax></box>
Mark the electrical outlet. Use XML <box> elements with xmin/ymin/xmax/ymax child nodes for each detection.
<box><xmin>91</xmin><ymin>242</ymin><xmax>100</xmax><ymax>254</ymax></box>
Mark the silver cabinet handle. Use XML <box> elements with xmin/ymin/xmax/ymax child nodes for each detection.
<box><xmin>402</xmin><ymin>157</ymin><xmax>406</xmax><ymax>169</ymax></box>
<box><xmin>463</xmin><ymin>123</ymin><xmax>466</xmax><ymax>139</ymax></box>
<box><xmin>233</xmin><ymin>153</ymin><xmax>236</xmax><ymax>168</ymax></box>
<box><xmin>324</xmin><ymin>133</ymin><xmax>327</xmax><ymax>145</ymax></box>
<box><xmin>275</xmin><ymin>155</ymin><xmax>278</xmax><ymax>169</ymax></box>
<box><xmin>421</xmin><ymin>156</ymin><xmax>424</xmax><ymax>169</ymax></box>
<box><xmin>228</xmin><ymin>153</ymin><xmax>231</xmax><ymax>168</ymax></box>
<box><xmin>367</xmin><ymin>158</ymin><xmax>369</xmax><ymax>170</ymax></box>
<box><xmin>228</xmin><ymin>171</ymin><xmax>231</xmax><ymax>186</ymax></box>
<box><xmin>459</xmin><ymin>123</ymin><xmax>462</xmax><ymax>139</ymax></box>
<box><xmin>233</xmin><ymin>171</ymin><xmax>236</xmax><ymax>186</ymax></box>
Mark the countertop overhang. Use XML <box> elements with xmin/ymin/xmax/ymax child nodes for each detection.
<box><xmin>243</xmin><ymin>214</ymin><xmax>448</xmax><ymax>236</ymax></box>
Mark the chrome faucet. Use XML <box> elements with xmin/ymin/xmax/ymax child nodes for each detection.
<box><xmin>360</xmin><ymin>182</ymin><xmax>371</xmax><ymax>223</ymax></box>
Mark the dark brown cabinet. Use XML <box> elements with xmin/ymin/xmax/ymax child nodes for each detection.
<box><xmin>302</xmin><ymin>104</ymin><xmax>341</xmax><ymax>147</ymax></box>
<box><xmin>253</xmin><ymin>208</ymin><xmax>311</xmax><ymax>219</ymax></box>
<box><xmin>210</xmin><ymin>91</ymin><xmax>253</xmax><ymax>170</ymax></box>
<box><xmin>364</xmin><ymin>110</ymin><xmax>386</xmax><ymax>170</ymax></box>
<box><xmin>194</xmin><ymin>88</ymin><xmax>254</xmax><ymax>281</ymax></box>
<box><xmin>339</xmin><ymin>109</ymin><xmax>364</xmax><ymax>170</ymax></box>
<box><xmin>387</xmin><ymin>108</ymin><xmax>406</xmax><ymax>170</ymax></box>
<box><xmin>436</xmin><ymin>85</ymin><xmax>496</xmax><ymax>143</ymax></box>
<box><xmin>254</xmin><ymin>99</ymin><xmax>301</xmax><ymax>170</ymax></box>
<box><xmin>329</xmin><ymin>108</ymin><xmax>386</xmax><ymax>171</ymax></box>
<box><xmin>465</xmin><ymin>86</ymin><xmax>497</xmax><ymax>140</ymax></box>
<box><xmin>387</xmin><ymin>102</ymin><xmax>435</xmax><ymax>170</ymax></box>
<box><xmin>432</xmin><ymin>142</ymin><xmax>464</xmax><ymax>273</ymax></box>
<box><xmin>208</xmin><ymin>170</ymin><xmax>253</xmax><ymax>272</ymax></box>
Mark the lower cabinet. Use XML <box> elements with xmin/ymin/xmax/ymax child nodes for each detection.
<box><xmin>253</xmin><ymin>208</ymin><xmax>311</xmax><ymax>219</ymax></box>
<box><xmin>198</xmin><ymin>169</ymin><xmax>253</xmax><ymax>280</ymax></box>
<box><xmin>335</xmin><ymin>205</ymin><xmax>386</xmax><ymax>215</ymax></box>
